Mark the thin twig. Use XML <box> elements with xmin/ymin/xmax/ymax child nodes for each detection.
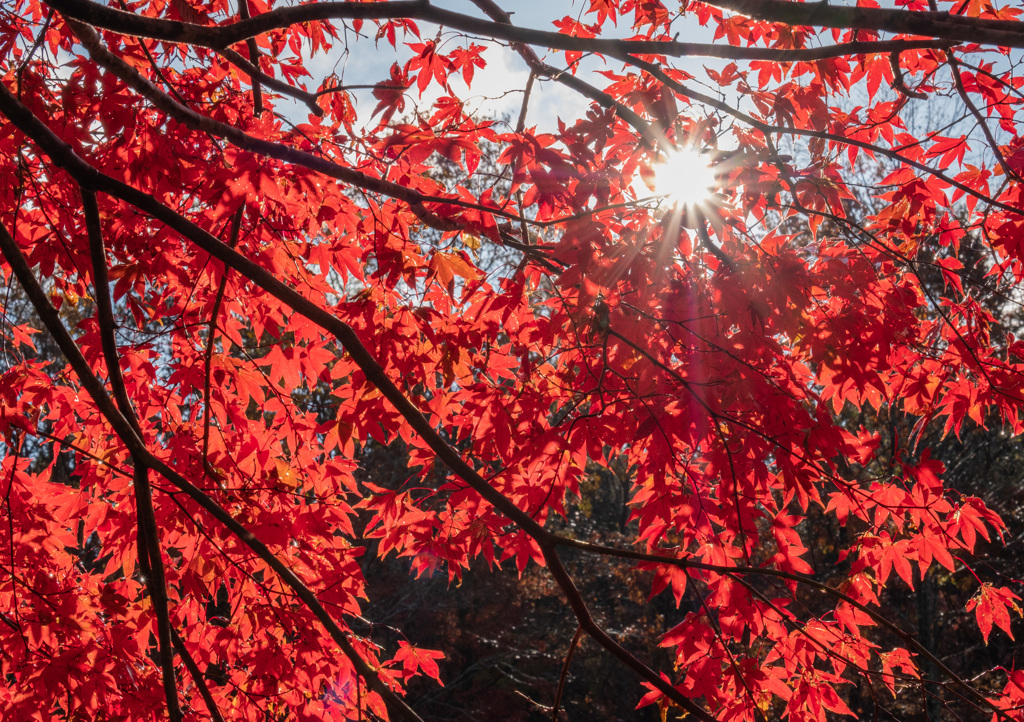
<box><xmin>469</xmin><ymin>0</ymin><xmax>661</xmax><ymax>148</ymax></box>
<box><xmin>201</xmin><ymin>206</ymin><xmax>243</xmax><ymax>479</ymax></box>
<box><xmin>946</xmin><ymin>51</ymin><xmax>1019</xmax><ymax>183</ymax></box>
<box><xmin>236</xmin><ymin>0</ymin><xmax>263</xmax><ymax>115</ymax></box>
<box><xmin>2</xmin><ymin>61</ymin><xmax>1013</xmax><ymax>722</ymax></box>
<box><xmin>551</xmin><ymin>626</ymin><xmax>582</xmax><ymax>721</ymax></box>
<box><xmin>0</xmin><ymin>81</ymin><xmax>718</xmax><ymax>722</ymax></box>
<box><xmin>620</xmin><ymin>53</ymin><xmax>1024</xmax><ymax>218</ymax></box>
<box><xmin>0</xmin><ymin>217</ymin><xmax>426</xmax><ymax>722</ymax></box>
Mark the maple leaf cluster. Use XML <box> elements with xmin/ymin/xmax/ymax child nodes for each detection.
<box><xmin>0</xmin><ymin>0</ymin><xmax>1023</xmax><ymax>720</ymax></box>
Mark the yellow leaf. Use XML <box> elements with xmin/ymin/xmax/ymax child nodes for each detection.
<box><xmin>429</xmin><ymin>251</ymin><xmax>481</xmax><ymax>292</ymax></box>
<box><xmin>275</xmin><ymin>459</ymin><xmax>297</xmax><ymax>489</ymax></box>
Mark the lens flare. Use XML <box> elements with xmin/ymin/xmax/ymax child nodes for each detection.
<box><xmin>650</xmin><ymin>149</ymin><xmax>716</xmax><ymax>207</ymax></box>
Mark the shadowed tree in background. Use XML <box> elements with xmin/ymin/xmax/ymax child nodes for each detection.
<box><xmin>2</xmin><ymin>0</ymin><xmax>1024</xmax><ymax>720</ymax></box>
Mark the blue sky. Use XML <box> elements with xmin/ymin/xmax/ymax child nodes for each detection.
<box><xmin>301</xmin><ymin>0</ymin><xmax>623</xmax><ymax>132</ymax></box>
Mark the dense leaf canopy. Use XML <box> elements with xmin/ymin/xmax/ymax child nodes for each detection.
<box><xmin>1</xmin><ymin>0</ymin><xmax>1024</xmax><ymax>720</ymax></box>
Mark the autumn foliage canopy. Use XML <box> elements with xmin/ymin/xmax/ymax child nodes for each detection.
<box><xmin>3</xmin><ymin>0</ymin><xmax>1024</xmax><ymax>719</ymax></box>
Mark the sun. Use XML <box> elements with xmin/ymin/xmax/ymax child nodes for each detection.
<box><xmin>650</xmin><ymin>148</ymin><xmax>717</xmax><ymax>207</ymax></box>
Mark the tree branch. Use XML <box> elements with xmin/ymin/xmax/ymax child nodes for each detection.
<box><xmin>216</xmin><ymin>46</ymin><xmax>321</xmax><ymax>115</ymax></box>
<box><xmin>63</xmin><ymin>19</ymin><xmax>523</xmax><ymax>229</ymax></box>
<box><xmin>236</xmin><ymin>0</ymin><xmax>263</xmax><ymax>115</ymax></box>
<box><xmin>551</xmin><ymin>535</ymin><xmax>1013</xmax><ymax>721</ymax></box>
<box><xmin>0</xmin><ymin>214</ymin><xmax>425</xmax><ymax>722</ymax></box>
<box><xmin>170</xmin><ymin>627</ymin><xmax>227</xmax><ymax>722</ymax></box>
<box><xmin>44</xmin><ymin>0</ymin><xmax>987</xmax><ymax>54</ymax></box>
<box><xmin>3</xmin><ymin>55</ymin><xmax>1011</xmax><ymax>722</ymax></box>
<box><xmin>201</xmin><ymin>205</ymin><xmax>242</xmax><ymax>481</ymax></box>
<box><xmin>468</xmin><ymin>0</ymin><xmax>660</xmax><ymax>148</ymax></box>
<box><xmin>701</xmin><ymin>0</ymin><xmax>1024</xmax><ymax>49</ymax></box>
<box><xmin>619</xmin><ymin>53</ymin><xmax>1024</xmax><ymax>217</ymax></box>
<box><xmin>0</xmin><ymin>75</ymin><xmax>720</xmax><ymax>722</ymax></box>
<box><xmin>946</xmin><ymin>50</ymin><xmax>1019</xmax><ymax>183</ymax></box>
<box><xmin>551</xmin><ymin>626</ymin><xmax>582</xmax><ymax>722</ymax></box>
<box><xmin>83</xmin><ymin>188</ymin><xmax>183</xmax><ymax>722</ymax></box>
